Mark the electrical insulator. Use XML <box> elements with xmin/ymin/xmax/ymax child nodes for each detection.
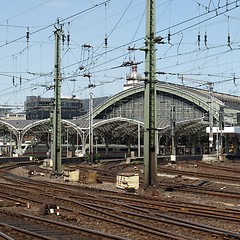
<box><xmin>168</xmin><ymin>31</ymin><xmax>171</xmax><ymax>44</ymax></box>
<box><xmin>12</xmin><ymin>76</ymin><xmax>15</xmax><ymax>86</ymax></box>
<box><xmin>204</xmin><ymin>32</ymin><xmax>207</xmax><ymax>47</ymax></box>
<box><xmin>67</xmin><ymin>33</ymin><xmax>70</xmax><ymax>46</ymax></box>
<box><xmin>62</xmin><ymin>34</ymin><xmax>65</xmax><ymax>49</ymax></box>
<box><xmin>198</xmin><ymin>32</ymin><xmax>200</xmax><ymax>49</ymax></box>
<box><xmin>233</xmin><ymin>73</ymin><xmax>236</xmax><ymax>85</ymax></box>
<box><xmin>228</xmin><ymin>32</ymin><xmax>231</xmax><ymax>48</ymax></box>
<box><xmin>82</xmin><ymin>44</ymin><xmax>92</xmax><ymax>49</ymax></box>
<box><xmin>26</xmin><ymin>27</ymin><xmax>29</xmax><ymax>44</ymax></box>
<box><xmin>104</xmin><ymin>35</ymin><xmax>108</xmax><ymax>48</ymax></box>
<box><xmin>67</xmin><ymin>22</ymin><xmax>70</xmax><ymax>47</ymax></box>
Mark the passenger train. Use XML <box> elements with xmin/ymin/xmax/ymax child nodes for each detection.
<box><xmin>22</xmin><ymin>143</ymin><xmax>70</xmax><ymax>159</ymax></box>
<box><xmin>75</xmin><ymin>144</ymin><xmax>141</xmax><ymax>159</ymax></box>
<box><xmin>21</xmin><ymin>143</ymin><xmax>141</xmax><ymax>160</ymax></box>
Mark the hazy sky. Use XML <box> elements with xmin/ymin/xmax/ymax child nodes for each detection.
<box><xmin>0</xmin><ymin>0</ymin><xmax>240</xmax><ymax>110</ymax></box>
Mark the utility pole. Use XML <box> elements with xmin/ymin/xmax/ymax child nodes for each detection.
<box><xmin>170</xmin><ymin>106</ymin><xmax>176</xmax><ymax>163</ymax></box>
<box><xmin>52</xmin><ymin>20</ymin><xmax>63</xmax><ymax>176</ymax></box>
<box><xmin>144</xmin><ymin>0</ymin><xmax>158</xmax><ymax>188</ymax></box>
<box><xmin>208</xmin><ymin>84</ymin><xmax>214</xmax><ymax>154</ymax></box>
<box><xmin>219</xmin><ymin>105</ymin><xmax>224</xmax><ymax>160</ymax></box>
<box><xmin>89</xmin><ymin>92</ymin><xmax>93</xmax><ymax>164</ymax></box>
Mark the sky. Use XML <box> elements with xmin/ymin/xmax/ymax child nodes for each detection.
<box><xmin>0</xmin><ymin>0</ymin><xmax>240</xmax><ymax>111</ymax></box>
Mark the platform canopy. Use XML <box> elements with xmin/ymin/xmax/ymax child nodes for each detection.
<box><xmin>0</xmin><ymin>82</ymin><xmax>239</xmax><ymax>146</ymax></box>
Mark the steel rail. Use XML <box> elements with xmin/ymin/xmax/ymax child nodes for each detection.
<box><xmin>158</xmin><ymin>166</ymin><xmax>240</xmax><ymax>182</ymax></box>
<box><xmin>0</xmin><ymin>209</ymin><xmax>130</xmax><ymax>240</ymax></box>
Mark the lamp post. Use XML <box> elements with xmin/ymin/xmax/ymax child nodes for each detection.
<box><xmin>17</xmin><ymin>129</ymin><xmax>22</xmax><ymax>156</ymax></box>
<box><xmin>66</xmin><ymin>126</ymin><xmax>69</xmax><ymax>158</ymax></box>
<box><xmin>9</xmin><ymin>129</ymin><xmax>13</xmax><ymax>157</ymax></box>
<box><xmin>89</xmin><ymin>93</ymin><xmax>93</xmax><ymax>164</ymax></box>
<box><xmin>82</xmin><ymin>130</ymin><xmax>86</xmax><ymax>156</ymax></box>
<box><xmin>31</xmin><ymin>137</ymin><xmax>36</xmax><ymax>160</ymax></box>
<box><xmin>95</xmin><ymin>136</ymin><xmax>98</xmax><ymax>154</ymax></box>
<box><xmin>170</xmin><ymin>106</ymin><xmax>176</xmax><ymax>163</ymax></box>
<box><xmin>138</xmin><ymin>122</ymin><xmax>141</xmax><ymax>157</ymax></box>
<box><xmin>76</xmin><ymin>131</ymin><xmax>79</xmax><ymax>155</ymax></box>
<box><xmin>48</xmin><ymin>128</ymin><xmax>52</xmax><ymax>160</ymax></box>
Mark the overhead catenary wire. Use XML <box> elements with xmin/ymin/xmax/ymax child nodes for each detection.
<box><xmin>0</xmin><ymin>0</ymin><xmax>51</xmax><ymax>24</ymax></box>
<box><xmin>61</xmin><ymin>0</ymin><xmax>239</xmax><ymax>76</ymax></box>
<box><xmin>2</xmin><ymin>0</ymin><xmax>237</xmax><ymax>76</ymax></box>
<box><xmin>1</xmin><ymin>0</ymin><xmax>240</xmax><ymax>103</ymax></box>
<box><xmin>0</xmin><ymin>0</ymin><xmax>110</xmax><ymax>49</ymax></box>
<box><xmin>1</xmin><ymin>1</ymin><xmax>237</xmax><ymax>63</ymax></box>
<box><xmin>0</xmin><ymin>1</ymin><xmax>112</xmax><ymax>99</ymax></box>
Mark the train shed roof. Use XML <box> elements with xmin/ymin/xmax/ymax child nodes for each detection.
<box><xmin>0</xmin><ymin>82</ymin><xmax>239</xmax><ymax>140</ymax></box>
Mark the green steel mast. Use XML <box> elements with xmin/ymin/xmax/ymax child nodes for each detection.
<box><xmin>144</xmin><ymin>0</ymin><xmax>157</xmax><ymax>188</ymax></box>
<box><xmin>52</xmin><ymin>22</ymin><xmax>62</xmax><ymax>176</ymax></box>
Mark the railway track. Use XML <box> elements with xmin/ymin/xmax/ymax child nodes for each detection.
<box><xmin>158</xmin><ymin>165</ymin><xmax>240</xmax><ymax>182</ymax></box>
<box><xmin>0</xmin><ymin>161</ymin><xmax>240</xmax><ymax>239</ymax></box>
<box><xmin>0</xmin><ymin>209</ymin><xmax>129</xmax><ymax>240</ymax></box>
<box><xmin>0</xmin><ymin>166</ymin><xmax>239</xmax><ymax>239</ymax></box>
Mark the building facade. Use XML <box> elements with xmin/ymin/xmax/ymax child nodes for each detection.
<box><xmin>24</xmin><ymin>96</ymin><xmax>84</xmax><ymax>120</ymax></box>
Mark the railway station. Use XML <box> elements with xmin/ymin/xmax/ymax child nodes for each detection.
<box><xmin>1</xmin><ymin>1</ymin><xmax>240</xmax><ymax>239</ymax></box>
<box><xmin>1</xmin><ymin>76</ymin><xmax>240</xmax><ymax>160</ymax></box>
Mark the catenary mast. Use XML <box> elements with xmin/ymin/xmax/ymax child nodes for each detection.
<box><xmin>52</xmin><ymin>21</ymin><xmax>63</xmax><ymax>176</ymax></box>
<box><xmin>144</xmin><ymin>0</ymin><xmax>158</xmax><ymax>188</ymax></box>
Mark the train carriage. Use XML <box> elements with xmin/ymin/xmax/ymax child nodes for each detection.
<box><xmin>22</xmin><ymin>144</ymin><xmax>70</xmax><ymax>159</ymax></box>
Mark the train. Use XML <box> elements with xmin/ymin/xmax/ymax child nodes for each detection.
<box><xmin>75</xmin><ymin>144</ymin><xmax>142</xmax><ymax>160</ymax></box>
<box><xmin>21</xmin><ymin>142</ymin><xmax>142</xmax><ymax>160</ymax></box>
<box><xmin>21</xmin><ymin>143</ymin><xmax>70</xmax><ymax>159</ymax></box>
